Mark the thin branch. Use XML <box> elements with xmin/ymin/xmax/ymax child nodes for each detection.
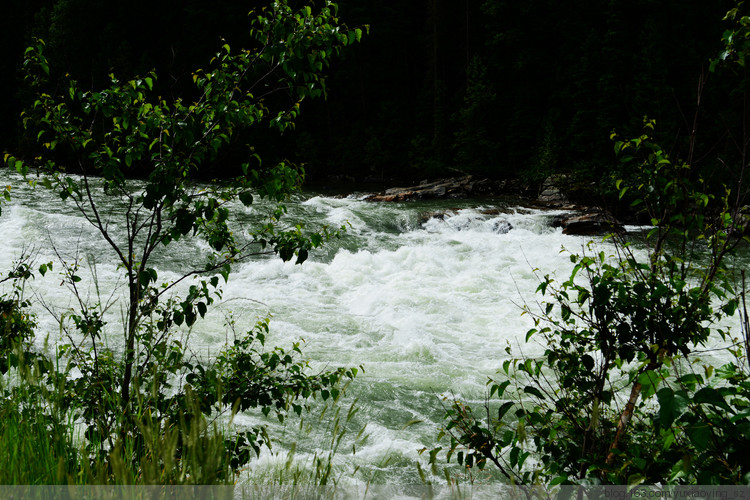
<box><xmin>81</xmin><ymin>169</ymin><xmax>129</xmax><ymax>269</ymax></box>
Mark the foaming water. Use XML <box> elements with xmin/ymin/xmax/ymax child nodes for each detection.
<box><xmin>1</xmin><ymin>170</ymin><xmax>743</xmax><ymax>486</ymax></box>
<box><xmin>211</xmin><ymin>198</ymin><xmax>593</xmax><ymax>484</ymax></box>
<box><xmin>0</xmin><ymin>172</ymin><xmax>604</xmax><ymax>484</ymax></box>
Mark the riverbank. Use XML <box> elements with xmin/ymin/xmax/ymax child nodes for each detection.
<box><xmin>356</xmin><ymin>175</ymin><xmax>622</xmax><ymax>236</ymax></box>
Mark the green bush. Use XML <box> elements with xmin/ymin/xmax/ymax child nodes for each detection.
<box><xmin>1</xmin><ymin>0</ymin><xmax>365</xmax><ymax>484</ymax></box>
<box><xmin>430</xmin><ymin>3</ymin><xmax>750</xmax><ymax>486</ymax></box>
<box><xmin>431</xmin><ymin>119</ymin><xmax>750</xmax><ymax>485</ymax></box>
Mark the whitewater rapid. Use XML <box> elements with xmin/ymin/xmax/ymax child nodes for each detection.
<box><xmin>1</xmin><ymin>171</ymin><xmax>743</xmax><ymax>488</ymax></box>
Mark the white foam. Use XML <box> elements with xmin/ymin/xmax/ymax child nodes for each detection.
<box><xmin>1</xmin><ymin>173</ymin><xmax>742</xmax><ymax>485</ymax></box>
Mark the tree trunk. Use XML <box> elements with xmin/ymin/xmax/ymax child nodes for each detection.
<box><xmin>120</xmin><ymin>275</ymin><xmax>140</xmax><ymax>418</ymax></box>
<box><xmin>605</xmin><ymin>380</ymin><xmax>642</xmax><ymax>466</ymax></box>
<box><xmin>606</xmin><ymin>363</ymin><xmax>659</xmax><ymax>467</ymax></box>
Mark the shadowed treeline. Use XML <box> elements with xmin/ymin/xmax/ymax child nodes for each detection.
<box><xmin>0</xmin><ymin>0</ymin><xmax>742</xmax><ymax>189</ymax></box>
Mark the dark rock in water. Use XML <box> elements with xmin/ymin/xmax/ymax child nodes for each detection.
<box><xmin>362</xmin><ymin>174</ymin><xmax>536</xmax><ymax>201</ymax></box>
<box><xmin>492</xmin><ymin>220</ymin><xmax>513</xmax><ymax>234</ymax></box>
<box><xmin>365</xmin><ymin>175</ymin><xmax>496</xmax><ymax>202</ymax></box>
<box><xmin>419</xmin><ymin>210</ymin><xmax>513</xmax><ymax>234</ymax></box>
<box><xmin>418</xmin><ymin>210</ymin><xmax>457</xmax><ymax>224</ymax></box>
<box><xmin>538</xmin><ymin>174</ymin><xmax>570</xmax><ymax>205</ymax></box>
<box><xmin>554</xmin><ymin>212</ymin><xmax>624</xmax><ymax>236</ymax></box>
<box><xmin>419</xmin><ymin>207</ymin><xmax>515</xmax><ymax>223</ymax></box>
<box><xmin>730</xmin><ymin>205</ymin><xmax>750</xmax><ymax>237</ymax></box>
<box><xmin>368</xmin><ymin>191</ymin><xmax>415</xmax><ymax>202</ymax></box>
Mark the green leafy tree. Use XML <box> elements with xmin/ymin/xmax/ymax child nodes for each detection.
<box><xmin>428</xmin><ymin>1</ymin><xmax>750</xmax><ymax>484</ymax></box>
<box><xmin>431</xmin><ymin>119</ymin><xmax>748</xmax><ymax>485</ymax></box>
<box><xmin>2</xmin><ymin>0</ymin><xmax>364</xmax><ymax>480</ymax></box>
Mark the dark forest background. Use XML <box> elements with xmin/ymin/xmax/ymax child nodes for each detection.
<box><xmin>1</xmin><ymin>0</ymin><xmax>745</xmax><ymax>195</ymax></box>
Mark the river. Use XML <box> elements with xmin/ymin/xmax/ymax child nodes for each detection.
<box><xmin>0</xmin><ymin>170</ymin><xmax>743</xmax><ymax>493</ymax></box>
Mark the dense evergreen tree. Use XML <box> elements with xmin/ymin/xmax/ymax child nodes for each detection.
<box><xmin>1</xmin><ymin>0</ymin><xmax>742</xmax><ymax>189</ymax></box>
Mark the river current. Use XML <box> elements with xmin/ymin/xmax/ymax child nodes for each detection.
<box><xmin>0</xmin><ymin>170</ymin><xmax>743</xmax><ymax>491</ymax></box>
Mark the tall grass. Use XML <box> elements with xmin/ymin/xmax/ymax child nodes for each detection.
<box><xmin>1</xmin><ymin>292</ymin><xmax>371</xmax><ymax>491</ymax></box>
<box><xmin>0</xmin><ymin>346</ymin><xmax>368</xmax><ymax>491</ymax></box>
<box><xmin>232</xmin><ymin>384</ymin><xmax>373</xmax><ymax>499</ymax></box>
<box><xmin>0</xmin><ymin>296</ymin><xmax>361</xmax><ymax>489</ymax></box>
<box><xmin>0</xmin><ymin>348</ymin><xmax>78</xmax><ymax>484</ymax></box>
<box><xmin>0</xmin><ymin>346</ymin><xmax>235</xmax><ymax>486</ymax></box>
<box><xmin>0</xmin><ymin>401</ymin><xmax>77</xmax><ymax>484</ymax></box>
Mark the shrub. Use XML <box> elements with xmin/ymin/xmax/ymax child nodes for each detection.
<box><xmin>1</xmin><ymin>0</ymin><xmax>365</xmax><ymax>483</ymax></box>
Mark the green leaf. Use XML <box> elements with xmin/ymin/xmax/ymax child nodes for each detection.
<box><xmin>637</xmin><ymin>370</ymin><xmax>660</xmax><ymax>398</ymax></box>
<box><xmin>560</xmin><ymin>304</ymin><xmax>571</xmax><ymax>322</ymax></box>
<box><xmin>694</xmin><ymin>387</ymin><xmax>731</xmax><ymax>411</ymax></box>
<box><xmin>197</xmin><ymin>302</ymin><xmax>207</xmax><ymax>318</ymax></box>
<box><xmin>523</xmin><ymin>385</ymin><xmax>545</xmax><ymax>399</ymax></box>
<box><xmin>686</xmin><ymin>424</ymin><xmax>712</xmax><ymax>450</ymax></box>
<box><xmin>296</xmin><ymin>248</ymin><xmax>308</xmax><ymax>264</ymax></box>
<box><xmin>549</xmin><ymin>475</ymin><xmax>569</xmax><ymax>486</ymax></box>
<box><xmin>502</xmin><ymin>359</ymin><xmax>511</xmax><ymax>374</ymax></box>
<box><xmin>239</xmin><ymin>191</ymin><xmax>254</xmax><ymax>206</ymax></box>
<box><xmin>492</xmin><ymin>380</ymin><xmax>511</xmax><ymax>398</ymax></box>
<box><xmin>509</xmin><ymin>446</ymin><xmax>520</xmax><ymax>467</ymax></box>
<box><xmin>498</xmin><ymin>401</ymin><xmax>514</xmax><ymax>420</ymax></box>
<box><xmin>716</xmin><ymin>363</ymin><xmax>740</xmax><ymax>380</ymax></box>
<box><xmin>175</xmin><ymin>210</ymin><xmax>195</xmax><ymax>235</ymax></box>
<box><xmin>722</xmin><ymin>300</ymin><xmax>738</xmax><ymax>316</ymax></box>
<box><xmin>656</xmin><ymin>387</ymin><xmax>689</xmax><ymax>427</ymax></box>
<box><xmin>14</xmin><ymin>160</ymin><xmax>27</xmax><ymax>176</ymax></box>
<box><xmin>676</xmin><ymin>373</ymin><xmax>704</xmax><ymax>390</ymax></box>
<box><xmin>581</xmin><ymin>354</ymin><xmax>595</xmax><ymax>371</ymax></box>
<box><xmin>627</xmin><ymin>473</ymin><xmax>646</xmax><ymax>486</ymax></box>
